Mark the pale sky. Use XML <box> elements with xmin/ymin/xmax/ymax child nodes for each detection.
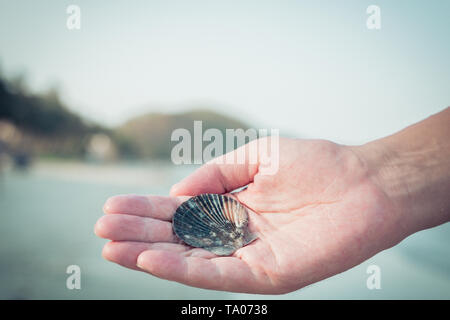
<box><xmin>0</xmin><ymin>0</ymin><xmax>449</xmax><ymax>144</ymax></box>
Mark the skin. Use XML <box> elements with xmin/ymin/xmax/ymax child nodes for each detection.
<box><xmin>95</xmin><ymin>107</ymin><xmax>450</xmax><ymax>294</ymax></box>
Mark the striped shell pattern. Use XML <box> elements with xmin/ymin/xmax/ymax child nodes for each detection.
<box><xmin>172</xmin><ymin>194</ymin><xmax>257</xmax><ymax>256</ymax></box>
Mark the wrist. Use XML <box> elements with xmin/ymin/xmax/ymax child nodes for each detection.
<box><xmin>351</xmin><ymin>130</ymin><xmax>450</xmax><ymax>236</ymax></box>
<box><xmin>350</xmin><ymin>139</ymin><xmax>413</xmax><ymax>233</ymax></box>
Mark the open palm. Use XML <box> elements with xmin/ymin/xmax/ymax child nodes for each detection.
<box><xmin>95</xmin><ymin>138</ymin><xmax>404</xmax><ymax>294</ymax></box>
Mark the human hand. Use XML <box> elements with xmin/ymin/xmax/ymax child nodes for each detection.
<box><xmin>95</xmin><ymin>137</ymin><xmax>409</xmax><ymax>294</ymax></box>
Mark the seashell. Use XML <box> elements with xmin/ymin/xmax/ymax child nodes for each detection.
<box><xmin>172</xmin><ymin>194</ymin><xmax>257</xmax><ymax>256</ymax></box>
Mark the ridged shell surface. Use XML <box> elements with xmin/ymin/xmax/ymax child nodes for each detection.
<box><xmin>172</xmin><ymin>194</ymin><xmax>257</xmax><ymax>256</ymax></box>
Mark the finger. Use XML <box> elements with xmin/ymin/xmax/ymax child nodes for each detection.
<box><xmin>103</xmin><ymin>194</ymin><xmax>188</xmax><ymax>221</ymax></box>
<box><xmin>170</xmin><ymin>140</ymin><xmax>261</xmax><ymax>196</ymax></box>
<box><xmin>102</xmin><ymin>241</ymin><xmax>190</xmax><ymax>271</ymax></box>
<box><xmin>136</xmin><ymin>250</ymin><xmax>269</xmax><ymax>293</ymax></box>
<box><xmin>95</xmin><ymin>214</ymin><xmax>177</xmax><ymax>243</ymax></box>
<box><xmin>103</xmin><ymin>241</ymin><xmax>219</xmax><ymax>271</ymax></box>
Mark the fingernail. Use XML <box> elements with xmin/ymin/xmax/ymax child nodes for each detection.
<box><xmin>136</xmin><ymin>253</ymin><xmax>148</xmax><ymax>271</ymax></box>
<box><xmin>170</xmin><ymin>183</ymin><xmax>180</xmax><ymax>195</ymax></box>
<box><xmin>136</xmin><ymin>256</ymin><xmax>145</xmax><ymax>269</ymax></box>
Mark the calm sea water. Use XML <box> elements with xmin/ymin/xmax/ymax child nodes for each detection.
<box><xmin>0</xmin><ymin>161</ymin><xmax>449</xmax><ymax>299</ymax></box>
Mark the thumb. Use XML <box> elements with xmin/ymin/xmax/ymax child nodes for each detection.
<box><xmin>170</xmin><ymin>140</ymin><xmax>261</xmax><ymax>196</ymax></box>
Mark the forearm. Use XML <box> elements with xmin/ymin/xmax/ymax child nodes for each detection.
<box><xmin>355</xmin><ymin>107</ymin><xmax>450</xmax><ymax>235</ymax></box>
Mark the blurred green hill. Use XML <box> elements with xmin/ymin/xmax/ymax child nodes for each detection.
<box><xmin>0</xmin><ymin>74</ymin><xmax>251</xmax><ymax>162</ymax></box>
<box><xmin>118</xmin><ymin>109</ymin><xmax>251</xmax><ymax>159</ymax></box>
